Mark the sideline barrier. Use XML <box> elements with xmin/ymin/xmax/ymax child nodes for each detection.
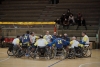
<box><xmin>0</xmin><ymin>22</ymin><xmax>55</xmax><ymax>25</ymax></box>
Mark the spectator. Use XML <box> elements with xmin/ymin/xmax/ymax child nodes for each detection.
<box><xmin>60</xmin><ymin>14</ymin><xmax>66</xmax><ymax>24</ymax></box>
<box><xmin>63</xmin><ymin>18</ymin><xmax>69</xmax><ymax>29</ymax></box>
<box><xmin>75</xmin><ymin>12</ymin><xmax>82</xmax><ymax>25</ymax></box>
<box><xmin>76</xmin><ymin>17</ymin><xmax>87</xmax><ymax>30</ymax></box>
<box><xmin>68</xmin><ymin>14</ymin><xmax>75</xmax><ymax>25</ymax></box>
<box><xmin>65</xmin><ymin>9</ymin><xmax>71</xmax><ymax>19</ymax></box>
<box><xmin>51</xmin><ymin>0</ymin><xmax>59</xmax><ymax>4</ymax></box>
<box><xmin>55</xmin><ymin>18</ymin><xmax>61</xmax><ymax>25</ymax></box>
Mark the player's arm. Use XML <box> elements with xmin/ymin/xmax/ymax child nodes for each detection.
<box><xmin>16</xmin><ymin>39</ymin><xmax>20</xmax><ymax>45</ymax></box>
<box><xmin>34</xmin><ymin>40</ymin><xmax>38</xmax><ymax>46</ymax></box>
<box><xmin>16</xmin><ymin>39</ymin><xmax>22</xmax><ymax>49</ymax></box>
<box><xmin>70</xmin><ymin>41</ymin><xmax>73</xmax><ymax>45</ymax></box>
<box><xmin>43</xmin><ymin>35</ymin><xmax>46</xmax><ymax>39</ymax></box>
<box><xmin>44</xmin><ymin>39</ymin><xmax>48</xmax><ymax>45</ymax></box>
<box><xmin>29</xmin><ymin>35</ymin><xmax>32</xmax><ymax>43</ymax></box>
<box><xmin>82</xmin><ymin>37</ymin><xmax>88</xmax><ymax>44</ymax></box>
<box><xmin>83</xmin><ymin>37</ymin><xmax>87</xmax><ymax>42</ymax></box>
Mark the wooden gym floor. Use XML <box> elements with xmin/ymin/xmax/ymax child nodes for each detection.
<box><xmin>0</xmin><ymin>48</ymin><xmax>100</xmax><ymax>67</ymax></box>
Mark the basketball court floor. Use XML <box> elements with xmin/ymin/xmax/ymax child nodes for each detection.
<box><xmin>0</xmin><ymin>48</ymin><xmax>100</xmax><ymax>67</ymax></box>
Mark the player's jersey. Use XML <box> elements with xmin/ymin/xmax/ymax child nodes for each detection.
<box><xmin>70</xmin><ymin>40</ymin><xmax>79</xmax><ymax>48</ymax></box>
<box><xmin>12</xmin><ymin>38</ymin><xmax>20</xmax><ymax>45</ymax></box>
<box><xmin>62</xmin><ymin>39</ymin><xmax>69</xmax><ymax>46</ymax></box>
<box><xmin>51</xmin><ymin>35</ymin><xmax>57</xmax><ymax>42</ymax></box>
<box><xmin>53</xmin><ymin>38</ymin><xmax>63</xmax><ymax>48</ymax></box>
<box><xmin>34</xmin><ymin>39</ymin><xmax>48</xmax><ymax>47</ymax></box>
<box><xmin>30</xmin><ymin>35</ymin><xmax>37</xmax><ymax>44</ymax></box>
<box><xmin>82</xmin><ymin>35</ymin><xmax>89</xmax><ymax>44</ymax></box>
<box><xmin>44</xmin><ymin>35</ymin><xmax>52</xmax><ymax>43</ymax></box>
<box><xmin>22</xmin><ymin>34</ymin><xmax>30</xmax><ymax>44</ymax></box>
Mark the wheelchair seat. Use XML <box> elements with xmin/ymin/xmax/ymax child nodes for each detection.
<box><xmin>22</xmin><ymin>44</ymin><xmax>28</xmax><ymax>48</ymax></box>
<box><xmin>57</xmin><ymin>48</ymin><xmax>63</xmax><ymax>51</ymax></box>
<box><xmin>84</xmin><ymin>45</ymin><xmax>89</xmax><ymax>47</ymax></box>
<box><xmin>74</xmin><ymin>46</ymin><xmax>82</xmax><ymax>52</ymax></box>
<box><xmin>37</xmin><ymin>46</ymin><xmax>46</xmax><ymax>53</ymax></box>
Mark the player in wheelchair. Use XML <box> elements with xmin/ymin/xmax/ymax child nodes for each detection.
<box><xmin>33</xmin><ymin>35</ymin><xmax>51</xmax><ymax>59</ymax></box>
<box><xmin>50</xmin><ymin>36</ymin><xmax>67</xmax><ymax>59</ymax></box>
<box><xmin>79</xmin><ymin>32</ymin><xmax>91</xmax><ymax>57</ymax></box>
<box><xmin>68</xmin><ymin>36</ymin><xmax>80</xmax><ymax>59</ymax></box>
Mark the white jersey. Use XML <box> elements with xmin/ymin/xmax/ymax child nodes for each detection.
<box><xmin>44</xmin><ymin>35</ymin><xmax>52</xmax><ymax>43</ymax></box>
<box><xmin>12</xmin><ymin>38</ymin><xmax>20</xmax><ymax>45</ymax></box>
<box><xmin>70</xmin><ymin>40</ymin><xmax>79</xmax><ymax>48</ymax></box>
<box><xmin>82</xmin><ymin>35</ymin><xmax>89</xmax><ymax>44</ymax></box>
<box><xmin>34</xmin><ymin>39</ymin><xmax>48</xmax><ymax>47</ymax></box>
<box><xmin>30</xmin><ymin>35</ymin><xmax>36</xmax><ymax>43</ymax></box>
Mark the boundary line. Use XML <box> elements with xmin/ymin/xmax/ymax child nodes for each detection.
<box><xmin>0</xmin><ymin>52</ymin><xmax>10</xmax><ymax>62</ymax></box>
<box><xmin>48</xmin><ymin>59</ymin><xmax>65</xmax><ymax>67</ymax></box>
<box><xmin>79</xmin><ymin>62</ymin><xmax>100</xmax><ymax>67</ymax></box>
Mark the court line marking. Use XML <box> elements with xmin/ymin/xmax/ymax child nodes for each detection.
<box><xmin>0</xmin><ymin>52</ymin><xmax>10</xmax><ymax>62</ymax></box>
<box><xmin>79</xmin><ymin>62</ymin><xmax>100</xmax><ymax>67</ymax></box>
<box><xmin>48</xmin><ymin>59</ymin><xmax>65</xmax><ymax>67</ymax></box>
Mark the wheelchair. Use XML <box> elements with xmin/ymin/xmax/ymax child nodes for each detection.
<box><xmin>7</xmin><ymin>43</ymin><xmax>19</xmax><ymax>56</ymax></box>
<box><xmin>68</xmin><ymin>46</ymin><xmax>84</xmax><ymax>59</ymax></box>
<box><xmin>82</xmin><ymin>45</ymin><xmax>92</xmax><ymax>57</ymax></box>
<box><xmin>74</xmin><ymin>46</ymin><xmax>83</xmax><ymax>58</ymax></box>
<box><xmin>52</xmin><ymin>47</ymin><xmax>67</xmax><ymax>59</ymax></box>
<box><xmin>7</xmin><ymin>43</ymin><xmax>14</xmax><ymax>56</ymax></box>
<box><xmin>33</xmin><ymin>46</ymin><xmax>52</xmax><ymax>59</ymax></box>
<box><xmin>68</xmin><ymin>47</ymin><xmax>76</xmax><ymax>59</ymax></box>
<box><xmin>15</xmin><ymin>44</ymin><xmax>28</xmax><ymax>58</ymax></box>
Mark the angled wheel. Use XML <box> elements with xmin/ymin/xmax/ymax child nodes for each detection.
<box><xmin>60</xmin><ymin>49</ymin><xmax>67</xmax><ymax>59</ymax></box>
<box><xmin>29</xmin><ymin>51</ymin><xmax>36</xmax><ymax>59</ymax></box>
<box><xmin>83</xmin><ymin>46</ymin><xmax>92</xmax><ymax>58</ymax></box>
<box><xmin>7</xmin><ymin>49</ymin><xmax>13</xmax><ymax>56</ymax></box>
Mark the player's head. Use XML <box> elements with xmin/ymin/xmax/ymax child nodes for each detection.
<box><xmin>82</xmin><ymin>32</ymin><xmax>86</xmax><ymax>36</ymax></box>
<box><xmin>59</xmin><ymin>34</ymin><xmax>62</xmax><ymax>38</ymax></box>
<box><xmin>46</xmin><ymin>31</ymin><xmax>49</xmax><ymax>35</ymax></box>
<box><xmin>53</xmin><ymin>32</ymin><xmax>56</xmax><ymax>35</ymax></box>
<box><xmin>72</xmin><ymin>36</ymin><xmax>76</xmax><ymax>40</ymax></box>
<box><xmin>64</xmin><ymin>33</ymin><xmax>67</xmax><ymax>36</ymax></box>
<box><xmin>16</xmin><ymin>35</ymin><xmax>20</xmax><ymax>38</ymax></box>
<box><xmin>26</xmin><ymin>31</ymin><xmax>30</xmax><ymax>34</ymax></box>
<box><xmin>39</xmin><ymin>35</ymin><xmax>43</xmax><ymax>39</ymax></box>
<box><xmin>30</xmin><ymin>32</ymin><xmax>34</xmax><ymax>36</ymax></box>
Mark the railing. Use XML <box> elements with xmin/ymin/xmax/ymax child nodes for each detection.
<box><xmin>1</xmin><ymin>24</ymin><xmax>55</xmax><ymax>37</ymax></box>
<box><xmin>96</xmin><ymin>19</ymin><xmax>100</xmax><ymax>49</ymax></box>
<box><xmin>98</xmin><ymin>19</ymin><xmax>100</xmax><ymax>49</ymax></box>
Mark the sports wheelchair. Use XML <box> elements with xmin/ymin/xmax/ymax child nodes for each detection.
<box><xmin>15</xmin><ymin>44</ymin><xmax>29</xmax><ymax>58</ymax></box>
<box><xmin>7</xmin><ymin>44</ymin><xmax>19</xmax><ymax>56</ymax></box>
<box><xmin>82</xmin><ymin>45</ymin><xmax>92</xmax><ymax>57</ymax></box>
<box><xmin>68</xmin><ymin>45</ymin><xmax>92</xmax><ymax>59</ymax></box>
<box><xmin>52</xmin><ymin>47</ymin><xmax>67</xmax><ymax>59</ymax></box>
<box><xmin>32</xmin><ymin>46</ymin><xmax>52</xmax><ymax>59</ymax></box>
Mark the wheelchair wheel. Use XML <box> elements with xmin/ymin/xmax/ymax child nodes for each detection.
<box><xmin>60</xmin><ymin>48</ymin><xmax>67</xmax><ymax>59</ymax></box>
<box><xmin>68</xmin><ymin>48</ymin><xmax>76</xmax><ymax>59</ymax></box>
<box><xmin>29</xmin><ymin>51</ymin><xmax>36</xmax><ymax>59</ymax></box>
<box><xmin>16</xmin><ymin>49</ymin><xmax>26</xmax><ymax>58</ymax></box>
<box><xmin>7</xmin><ymin>49</ymin><xmax>13</xmax><ymax>56</ymax></box>
<box><xmin>83</xmin><ymin>46</ymin><xmax>92</xmax><ymax>57</ymax></box>
<box><xmin>52</xmin><ymin>48</ymin><xmax>57</xmax><ymax>59</ymax></box>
